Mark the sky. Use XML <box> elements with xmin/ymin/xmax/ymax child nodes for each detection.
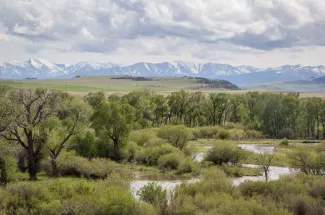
<box><xmin>1</xmin><ymin>0</ymin><xmax>325</xmax><ymax>67</ymax></box>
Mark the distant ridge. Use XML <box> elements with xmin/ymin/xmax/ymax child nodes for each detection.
<box><xmin>1</xmin><ymin>59</ymin><xmax>325</xmax><ymax>84</ymax></box>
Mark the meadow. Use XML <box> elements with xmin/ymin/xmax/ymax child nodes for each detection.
<box><xmin>1</xmin><ymin>76</ymin><xmax>324</xmax><ymax>97</ymax></box>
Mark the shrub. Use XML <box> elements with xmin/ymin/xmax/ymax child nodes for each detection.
<box><xmin>205</xmin><ymin>144</ymin><xmax>244</xmax><ymax>166</ymax></box>
<box><xmin>73</xmin><ymin>130</ymin><xmax>98</xmax><ymax>158</ymax></box>
<box><xmin>177</xmin><ymin>158</ymin><xmax>200</xmax><ymax>175</ymax></box>
<box><xmin>122</xmin><ymin>141</ymin><xmax>140</xmax><ymax>162</ymax></box>
<box><xmin>278</xmin><ymin>128</ymin><xmax>296</xmax><ymax>139</ymax></box>
<box><xmin>43</xmin><ymin>153</ymin><xmax>129</xmax><ymax>179</ymax></box>
<box><xmin>129</xmin><ymin>129</ymin><xmax>157</xmax><ymax>146</ymax></box>
<box><xmin>135</xmin><ymin>144</ymin><xmax>179</xmax><ymax>166</ymax></box>
<box><xmin>0</xmin><ymin>178</ymin><xmax>150</xmax><ymax>215</ymax></box>
<box><xmin>287</xmin><ymin>196</ymin><xmax>313</xmax><ymax>215</ymax></box>
<box><xmin>157</xmin><ymin>125</ymin><xmax>193</xmax><ymax>150</ymax></box>
<box><xmin>280</xmin><ymin>138</ymin><xmax>289</xmax><ymax>146</ymax></box>
<box><xmin>192</xmin><ymin>126</ymin><xmax>219</xmax><ymax>139</ymax></box>
<box><xmin>224</xmin><ymin>122</ymin><xmax>244</xmax><ymax>130</ymax></box>
<box><xmin>229</xmin><ymin>129</ymin><xmax>245</xmax><ymax>141</ymax></box>
<box><xmin>137</xmin><ymin>182</ymin><xmax>167</xmax><ymax>205</ymax></box>
<box><xmin>158</xmin><ymin>153</ymin><xmax>182</xmax><ymax>170</ymax></box>
<box><xmin>244</xmin><ymin>130</ymin><xmax>264</xmax><ymax>139</ymax></box>
<box><xmin>137</xmin><ymin>182</ymin><xmax>167</xmax><ymax>214</ymax></box>
<box><xmin>218</xmin><ymin>129</ymin><xmax>230</xmax><ymax>140</ymax></box>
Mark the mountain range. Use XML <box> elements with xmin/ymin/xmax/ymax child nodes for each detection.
<box><xmin>1</xmin><ymin>59</ymin><xmax>325</xmax><ymax>85</ymax></box>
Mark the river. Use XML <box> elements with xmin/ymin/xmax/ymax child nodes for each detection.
<box><xmin>130</xmin><ymin>144</ymin><xmax>295</xmax><ymax>199</ymax></box>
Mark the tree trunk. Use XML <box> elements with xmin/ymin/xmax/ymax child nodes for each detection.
<box><xmin>27</xmin><ymin>152</ymin><xmax>38</xmax><ymax>180</ymax></box>
<box><xmin>51</xmin><ymin>159</ymin><xmax>59</xmax><ymax>177</ymax></box>
<box><xmin>263</xmin><ymin>167</ymin><xmax>269</xmax><ymax>182</ymax></box>
<box><xmin>113</xmin><ymin>139</ymin><xmax>121</xmax><ymax>161</ymax></box>
<box><xmin>0</xmin><ymin>157</ymin><xmax>8</xmax><ymax>185</ymax></box>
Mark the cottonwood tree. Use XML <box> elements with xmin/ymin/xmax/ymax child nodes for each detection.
<box><xmin>91</xmin><ymin>101</ymin><xmax>135</xmax><ymax>161</ymax></box>
<box><xmin>0</xmin><ymin>88</ymin><xmax>62</xmax><ymax>180</ymax></box>
<box><xmin>47</xmin><ymin>94</ymin><xmax>91</xmax><ymax>177</ymax></box>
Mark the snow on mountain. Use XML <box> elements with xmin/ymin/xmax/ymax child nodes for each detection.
<box><xmin>2</xmin><ymin>59</ymin><xmax>325</xmax><ymax>84</ymax></box>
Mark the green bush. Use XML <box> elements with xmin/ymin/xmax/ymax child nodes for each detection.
<box><xmin>121</xmin><ymin>141</ymin><xmax>140</xmax><ymax>162</ymax></box>
<box><xmin>43</xmin><ymin>153</ymin><xmax>129</xmax><ymax>179</ymax></box>
<box><xmin>177</xmin><ymin>158</ymin><xmax>200</xmax><ymax>175</ymax></box>
<box><xmin>218</xmin><ymin>129</ymin><xmax>230</xmax><ymax>140</ymax></box>
<box><xmin>137</xmin><ymin>182</ymin><xmax>167</xmax><ymax>205</ymax></box>
<box><xmin>280</xmin><ymin>137</ymin><xmax>289</xmax><ymax>146</ymax></box>
<box><xmin>135</xmin><ymin>144</ymin><xmax>179</xmax><ymax>166</ymax></box>
<box><xmin>244</xmin><ymin>130</ymin><xmax>264</xmax><ymax>139</ymax></box>
<box><xmin>73</xmin><ymin>130</ymin><xmax>98</xmax><ymax>158</ymax></box>
<box><xmin>278</xmin><ymin>128</ymin><xmax>296</xmax><ymax>139</ymax></box>
<box><xmin>137</xmin><ymin>182</ymin><xmax>167</xmax><ymax>214</ymax></box>
<box><xmin>158</xmin><ymin>153</ymin><xmax>182</xmax><ymax>170</ymax></box>
<box><xmin>224</xmin><ymin>122</ymin><xmax>245</xmax><ymax>130</ymax></box>
<box><xmin>129</xmin><ymin>129</ymin><xmax>157</xmax><ymax>146</ymax></box>
<box><xmin>157</xmin><ymin>125</ymin><xmax>193</xmax><ymax>150</ymax></box>
<box><xmin>205</xmin><ymin>144</ymin><xmax>245</xmax><ymax>166</ymax></box>
<box><xmin>192</xmin><ymin>126</ymin><xmax>219</xmax><ymax>139</ymax></box>
<box><xmin>229</xmin><ymin>128</ymin><xmax>245</xmax><ymax>141</ymax></box>
<box><xmin>0</xmin><ymin>178</ymin><xmax>152</xmax><ymax>215</ymax></box>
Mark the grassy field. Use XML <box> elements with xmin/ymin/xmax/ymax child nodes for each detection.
<box><xmin>1</xmin><ymin>76</ymin><xmax>325</xmax><ymax>97</ymax></box>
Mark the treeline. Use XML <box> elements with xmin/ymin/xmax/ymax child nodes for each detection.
<box><xmin>196</xmin><ymin>77</ymin><xmax>240</xmax><ymax>90</ymax></box>
<box><xmin>111</xmin><ymin>76</ymin><xmax>153</xmax><ymax>81</ymax></box>
<box><xmin>93</xmin><ymin>89</ymin><xmax>324</xmax><ymax>140</ymax></box>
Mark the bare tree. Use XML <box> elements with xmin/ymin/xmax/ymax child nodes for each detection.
<box><xmin>256</xmin><ymin>151</ymin><xmax>274</xmax><ymax>182</ymax></box>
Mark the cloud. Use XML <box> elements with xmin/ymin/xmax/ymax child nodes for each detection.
<box><xmin>1</xmin><ymin>0</ymin><xmax>325</xmax><ymax>56</ymax></box>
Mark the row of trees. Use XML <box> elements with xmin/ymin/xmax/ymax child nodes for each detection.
<box><xmin>99</xmin><ymin>89</ymin><xmax>325</xmax><ymax>139</ymax></box>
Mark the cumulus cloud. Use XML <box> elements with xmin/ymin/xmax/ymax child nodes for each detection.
<box><xmin>1</xmin><ymin>0</ymin><xmax>325</xmax><ymax>57</ymax></box>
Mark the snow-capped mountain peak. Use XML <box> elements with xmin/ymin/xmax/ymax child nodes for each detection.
<box><xmin>1</xmin><ymin>59</ymin><xmax>325</xmax><ymax>85</ymax></box>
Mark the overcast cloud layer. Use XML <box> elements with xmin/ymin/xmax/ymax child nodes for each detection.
<box><xmin>1</xmin><ymin>0</ymin><xmax>325</xmax><ymax>66</ymax></box>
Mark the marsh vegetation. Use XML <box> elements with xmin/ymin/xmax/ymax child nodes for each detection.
<box><xmin>1</xmin><ymin>87</ymin><xmax>325</xmax><ymax>214</ymax></box>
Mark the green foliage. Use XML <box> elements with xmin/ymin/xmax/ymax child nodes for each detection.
<box><xmin>177</xmin><ymin>158</ymin><xmax>200</xmax><ymax>175</ymax></box>
<box><xmin>192</xmin><ymin>126</ymin><xmax>219</xmax><ymax>139</ymax></box>
<box><xmin>280</xmin><ymin>137</ymin><xmax>289</xmax><ymax>146</ymax></box>
<box><xmin>84</xmin><ymin>91</ymin><xmax>105</xmax><ymax>108</ymax></box>
<box><xmin>157</xmin><ymin>125</ymin><xmax>193</xmax><ymax>150</ymax></box>
<box><xmin>0</xmin><ymin>178</ymin><xmax>153</xmax><ymax>215</ymax></box>
<box><xmin>137</xmin><ymin>182</ymin><xmax>167</xmax><ymax>214</ymax></box>
<box><xmin>205</xmin><ymin>144</ymin><xmax>245</xmax><ymax>166</ymax></box>
<box><xmin>288</xmin><ymin>146</ymin><xmax>325</xmax><ymax>175</ymax></box>
<box><xmin>278</xmin><ymin>128</ymin><xmax>296</xmax><ymax>139</ymax></box>
<box><xmin>244</xmin><ymin>130</ymin><xmax>264</xmax><ymax>139</ymax></box>
<box><xmin>42</xmin><ymin>153</ymin><xmax>129</xmax><ymax>179</ymax></box>
<box><xmin>158</xmin><ymin>153</ymin><xmax>182</xmax><ymax>170</ymax></box>
<box><xmin>228</xmin><ymin>128</ymin><xmax>245</xmax><ymax>140</ymax></box>
<box><xmin>137</xmin><ymin>182</ymin><xmax>167</xmax><ymax>205</ymax></box>
<box><xmin>74</xmin><ymin>129</ymin><xmax>98</xmax><ymax>158</ymax></box>
<box><xmin>135</xmin><ymin>144</ymin><xmax>180</xmax><ymax>166</ymax></box>
<box><xmin>91</xmin><ymin>101</ymin><xmax>136</xmax><ymax>161</ymax></box>
<box><xmin>218</xmin><ymin>129</ymin><xmax>230</xmax><ymax>139</ymax></box>
<box><xmin>129</xmin><ymin>129</ymin><xmax>158</xmax><ymax>147</ymax></box>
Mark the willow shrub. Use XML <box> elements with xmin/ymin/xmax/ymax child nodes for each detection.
<box><xmin>168</xmin><ymin>168</ymin><xmax>291</xmax><ymax>215</ymax></box>
<box><xmin>204</xmin><ymin>144</ymin><xmax>245</xmax><ymax>166</ymax></box>
<box><xmin>0</xmin><ymin>178</ymin><xmax>153</xmax><ymax>215</ymax></box>
<box><xmin>135</xmin><ymin>144</ymin><xmax>180</xmax><ymax>166</ymax></box>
